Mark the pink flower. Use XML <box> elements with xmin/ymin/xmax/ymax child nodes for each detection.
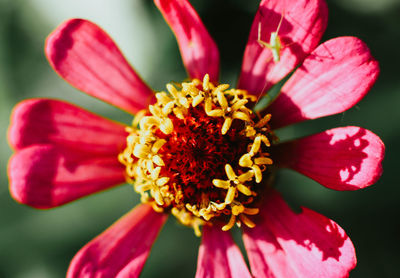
<box><xmin>8</xmin><ymin>0</ymin><xmax>384</xmax><ymax>277</ymax></box>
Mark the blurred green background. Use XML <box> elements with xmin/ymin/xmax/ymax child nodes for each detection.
<box><xmin>1</xmin><ymin>0</ymin><xmax>399</xmax><ymax>277</ymax></box>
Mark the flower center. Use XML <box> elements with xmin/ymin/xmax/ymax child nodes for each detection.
<box><xmin>119</xmin><ymin>74</ymin><xmax>274</xmax><ymax>236</ymax></box>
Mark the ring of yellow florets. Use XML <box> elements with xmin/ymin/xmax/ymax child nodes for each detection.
<box><xmin>119</xmin><ymin>74</ymin><xmax>274</xmax><ymax>236</ymax></box>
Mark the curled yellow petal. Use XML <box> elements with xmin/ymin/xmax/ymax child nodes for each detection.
<box><xmin>203</xmin><ymin>74</ymin><xmax>210</xmax><ymax>91</ymax></box>
<box><xmin>237</xmin><ymin>184</ymin><xmax>252</xmax><ymax>196</ymax></box>
<box><xmin>212</xmin><ymin>179</ymin><xmax>230</xmax><ymax>189</ymax></box>
<box><xmin>255</xmin><ymin>113</ymin><xmax>271</xmax><ymax>128</ymax></box>
<box><xmin>232</xmin><ymin>203</ymin><xmax>245</xmax><ymax>215</ymax></box>
<box><xmin>207</xmin><ymin>109</ymin><xmax>224</xmax><ymax>117</ymax></box>
<box><xmin>152</xmin><ymin>139</ymin><xmax>166</xmax><ymax>153</ymax></box>
<box><xmin>232</xmin><ymin>111</ymin><xmax>250</xmax><ymax>122</ymax></box>
<box><xmin>156</xmin><ymin>177</ymin><xmax>169</xmax><ymax>186</ymax></box>
<box><xmin>222</xmin><ymin>214</ymin><xmax>236</xmax><ymax>231</ymax></box>
<box><xmin>239</xmin><ymin>153</ymin><xmax>253</xmax><ymax>167</ymax></box>
<box><xmin>221</xmin><ymin>117</ymin><xmax>233</xmax><ymax>135</ymax></box>
<box><xmin>192</xmin><ymin>94</ymin><xmax>204</xmax><ymax>107</ymax></box>
<box><xmin>204</xmin><ymin>97</ymin><xmax>212</xmax><ymax>113</ymax></box>
<box><xmin>217</xmin><ymin>91</ymin><xmax>228</xmax><ymax>109</ymax></box>
<box><xmin>151</xmin><ymin>167</ymin><xmax>161</xmax><ymax>180</ymax></box>
<box><xmin>225</xmin><ymin>164</ymin><xmax>236</xmax><ymax>180</ymax></box>
<box><xmin>166</xmin><ymin>83</ymin><xmax>178</xmax><ymax>97</ymax></box>
<box><xmin>162</xmin><ymin>101</ymin><xmax>175</xmax><ymax>115</ymax></box>
<box><xmin>252</xmin><ymin>165</ymin><xmax>262</xmax><ymax>183</ymax></box>
<box><xmin>250</xmin><ymin>136</ymin><xmax>262</xmax><ymax>155</ymax></box>
<box><xmin>260</xmin><ymin>135</ymin><xmax>271</xmax><ymax>147</ymax></box>
<box><xmin>133</xmin><ymin>144</ymin><xmax>150</xmax><ymax>159</ymax></box>
<box><xmin>225</xmin><ymin>187</ymin><xmax>236</xmax><ymax>204</ymax></box>
<box><xmin>238</xmin><ymin>171</ymin><xmax>254</xmax><ymax>182</ymax></box>
<box><xmin>243</xmin><ymin>207</ymin><xmax>259</xmax><ymax>215</ymax></box>
<box><xmin>231</xmin><ymin>99</ymin><xmax>248</xmax><ymax>111</ymax></box>
<box><xmin>140</xmin><ymin>116</ymin><xmax>159</xmax><ymax>130</ymax></box>
<box><xmin>239</xmin><ymin>214</ymin><xmax>256</xmax><ymax>228</ymax></box>
<box><xmin>152</xmin><ymin>155</ymin><xmax>164</xmax><ymax>166</ymax></box>
<box><xmin>155</xmin><ymin>92</ymin><xmax>171</xmax><ymax>104</ymax></box>
<box><xmin>254</xmin><ymin>157</ymin><xmax>273</xmax><ymax>165</ymax></box>
<box><xmin>154</xmin><ymin>190</ymin><xmax>164</xmax><ymax>206</ymax></box>
<box><xmin>159</xmin><ymin>118</ymin><xmax>173</xmax><ymax>134</ymax></box>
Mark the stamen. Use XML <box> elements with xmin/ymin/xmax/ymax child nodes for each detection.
<box><xmin>239</xmin><ymin>214</ymin><xmax>256</xmax><ymax>228</ymax></box>
<box><xmin>203</xmin><ymin>74</ymin><xmax>210</xmax><ymax>92</ymax></box>
<box><xmin>222</xmin><ymin>214</ymin><xmax>236</xmax><ymax>231</ymax></box>
<box><xmin>212</xmin><ymin>164</ymin><xmax>255</xmax><ymax>205</ymax></box>
<box><xmin>118</xmin><ymin>74</ymin><xmax>275</xmax><ymax>236</ymax></box>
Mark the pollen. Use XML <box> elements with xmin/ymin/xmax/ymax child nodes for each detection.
<box><xmin>119</xmin><ymin>74</ymin><xmax>275</xmax><ymax>236</ymax></box>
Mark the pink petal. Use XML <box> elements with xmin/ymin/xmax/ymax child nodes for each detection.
<box><xmin>154</xmin><ymin>0</ymin><xmax>220</xmax><ymax>82</ymax></box>
<box><xmin>273</xmin><ymin>126</ymin><xmax>384</xmax><ymax>191</ymax></box>
<box><xmin>8</xmin><ymin>99</ymin><xmax>127</xmax><ymax>156</ymax></box>
<box><xmin>238</xmin><ymin>0</ymin><xmax>328</xmax><ymax>95</ymax></box>
<box><xmin>67</xmin><ymin>204</ymin><xmax>167</xmax><ymax>278</ymax></box>
<box><xmin>195</xmin><ymin>225</ymin><xmax>252</xmax><ymax>278</ymax></box>
<box><xmin>8</xmin><ymin>145</ymin><xmax>126</xmax><ymax>208</ymax></box>
<box><xmin>266</xmin><ymin>37</ymin><xmax>380</xmax><ymax>129</ymax></box>
<box><xmin>243</xmin><ymin>190</ymin><xmax>356</xmax><ymax>278</ymax></box>
<box><xmin>45</xmin><ymin>18</ymin><xmax>154</xmax><ymax>114</ymax></box>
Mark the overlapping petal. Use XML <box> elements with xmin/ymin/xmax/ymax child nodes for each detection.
<box><xmin>195</xmin><ymin>225</ymin><xmax>252</xmax><ymax>278</ymax></box>
<box><xmin>266</xmin><ymin>37</ymin><xmax>380</xmax><ymax>129</ymax></box>
<box><xmin>155</xmin><ymin>0</ymin><xmax>220</xmax><ymax>82</ymax></box>
<box><xmin>8</xmin><ymin>99</ymin><xmax>127</xmax><ymax>156</ymax></box>
<box><xmin>243</xmin><ymin>190</ymin><xmax>356</xmax><ymax>278</ymax></box>
<box><xmin>67</xmin><ymin>204</ymin><xmax>167</xmax><ymax>278</ymax></box>
<box><xmin>239</xmin><ymin>0</ymin><xmax>328</xmax><ymax>95</ymax></box>
<box><xmin>272</xmin><ymin>126</ymin><xmax>384</xmax><ymax>190</ymax></box>
<box><xmin>45</xmin><ymin>18</ymin><xmax>154</xmax><ymax>114</ymax></box>
<box><xmin>8</xmin><ymin>145</ymin><xmax>126</xmax><ymax>208</ymax></box>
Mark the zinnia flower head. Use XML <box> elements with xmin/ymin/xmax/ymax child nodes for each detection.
<box><xmin>8</xmin><ymin>0</ymin><xmax>384</xmax><ymax>277</ymax></box>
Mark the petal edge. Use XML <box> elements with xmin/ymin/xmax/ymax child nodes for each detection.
<box><xmin>8</xmin><ymin>98</ymin><xmax>127</xmax><ymax>156</ymax></box>
<box><xmin>243</xmin><ymin>190</ymin><xmax>356</xmax><ymax>278</ymax></box>
<box><xmin>266</xmin><ymin>37</ymin><xmax>380</xmax><ymax>129</ymax></box>
<box><xmin>8</xmin><ymin>145</ymin><xmax>126</xmax><ymax>208</ymax></box>
<box><xmin>67</xmin><ymin>204</ymin><xmax>167</xmax><ymax>278</ymax></box>
<box><xmin>272</xmin><ymin>126</ymin><xmax>385</xmax><ymax>190</ymax></box>
<box><xmin>196</xmin><ymin>225</ymin><xmax>252</xmax><ymax>278</ymax></box>
<box><xmin>239</xmin><ymin>0</ymin><xmax>328</xmax><ymax>96</ymax></box>
<box><xmin>45</xmin><ymin>18</ymin><xmax>154</xmax><ymax>114</ymax></box>
<box><xmin>155</xmin><ymin>0</ymin><xmax>220</xmax><ymax>82</ymax></box>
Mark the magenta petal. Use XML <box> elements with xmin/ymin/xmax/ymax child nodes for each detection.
<box><xmin>243</xmin><ymin>191</ymin><xmax>356</xmax><ymax>278</ymax></box>
<box><xmin>267</xmin><ymin>37</ymin><xmax>380</xmax><ymax>129</ymax></box>
<box><xmin>45</xmin><ymin>18</ymin><xmax>154</xmax><ymax>114</ymax></box>
<box><xmin>8</xmin><ymin>145</ymin><xmax>126</xmax><ymax>208</ymax></box>
<box><xmin>273</xmin><ymin>126</ymin><xmax>385</xmax><ymax>190</ymax></box>
<box><xmin>195</xmin><ymin>225</ymin><xmax>252</xmax><ymax>278</ymax></box>
<box><xmin>67</xmin><ymin>204</ymin><xmax>167</xmax><ymax>278</ymax></box>
<box><xmin>9</xmin><ymin>99</ymin><xmax>127</xmax><ymax>155</ymax></box>
<box><xmin>238</xmin><ymin>0</ymin><xmax>328</xmax><ymax>95</ymax></box>
<box><xmin>154</xmin><ymin>0</ymin><xmax>220</xmax><ymax>82</ymax></box>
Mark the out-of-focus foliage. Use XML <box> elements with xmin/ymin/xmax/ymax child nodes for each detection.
<box><xmin>0</xmin><ymin>0</ymin><xmax>399</xmax><ymax>277</ymax></box>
